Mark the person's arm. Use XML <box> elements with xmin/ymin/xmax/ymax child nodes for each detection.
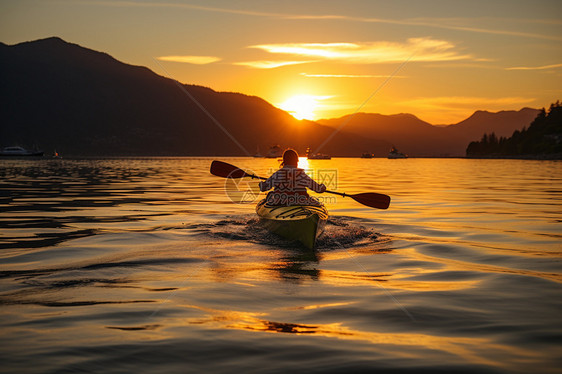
<box><xmin>311</xmin><ymin>181</ymin><xmax>327</xmax><ymax>193</ymax></box>
<box><xmin>298</xmin><ymin>171</ymin><xmax>326</xmax><ymax>193</ymax></box>
<box><xmin>259</xmin><ymin>173</ymin><xmax>275</xmax><ymax>192</ymax></box>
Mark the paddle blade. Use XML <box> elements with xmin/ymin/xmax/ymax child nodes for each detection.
<box><xmin>350</xmin><ymin>192</ymin><xmax>391</xmax><ymax>209</ymax></box>
<box><xmin>210</xmin><ymin>160</ymin><xmax>249</xmax><ymax>179</ymax></box>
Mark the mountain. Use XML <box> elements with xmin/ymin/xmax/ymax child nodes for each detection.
<box><xmin>0</xmin><ymin>37</ymin><xmax>542</xmax><ymax>157</ymax></box>
<box><xmin>318</xmin><ymin>108</ymin><xmax>540</xmax><ymax>157</ymax></box>
<box><xmin>443</xmin><ymin>108</ymin><xmax>540</xmax><ymax>141</ymax></box>
<box><xmin>318</xmin><ymin>113</ymin><xmax>453</xmax><ymax>156</ymax></box>
<box><xmin>0</xmin><ymin>37</ymin><xmax>389</xmax><ymax>156</ymax></box>
<box><xmin>466</xmin><ymin>102</ymin><xmax>562</xmax><ymax>158</ymax></box>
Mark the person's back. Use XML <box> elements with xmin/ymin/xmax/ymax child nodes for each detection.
<box><xmin>259</xmin><ymin>149</ymin><xmax>326</xmax><ymax>205</ymax></box>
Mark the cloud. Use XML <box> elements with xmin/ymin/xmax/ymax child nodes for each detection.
<box><xmin>422</xmin><ymin>62</ymin><xmax>496</xmax><ymax>69</ymax></box>
<box><xmin>301</xmin><ymin>73</ymin><xmax>407</xmax><ymax>78</ymax></box>
<box><xmin>395</xmin><ymin>96</ymin><xmax>538</xmax><ymax>124</ymax></box>
<box><xmin>250</xmin><ymin>38</ymin><xmax>474</xmax><ymax>64</ymax></box>
<box><xmin>233</xmin><ymin>60</ymin><xmax>314</xmax><ymax>69</ymax></box>
<box><xmin>157</xmin><ymin>55</ymin><xmax>221</xmax><ymax>64</ymax></box>
<box><xmin>85</xmin><ymin>2</ymin><xmax>560</xmax><ymax>41</ymax></box>
<box><xmin>349</xmin><ymin>17</ymin><xmax>562</xmax><ymax>41</ymax></box>
<box><xmin>285</xmin><ymin>15</ymin><xmax>561</xmax><ymax>41</ymax></box>
<box><xmin>85</xmin><ymin>0</ymin><xmax>285</xmax><ymax>18</ymax></box>
<box><xmin>401</xmin><ymin>96</ymin><xmax>536</xmax><ymax>110</ymax></box>
<box><xmin>506</xmin><ymin>63</ymin><xmax>562</xmax><ymax>71</ymax></box>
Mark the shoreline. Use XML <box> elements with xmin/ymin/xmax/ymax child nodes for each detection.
<box><xmin>465</xmin><ymin>153</ymin><xmax>562</xmax><ymax>160</ymax></box>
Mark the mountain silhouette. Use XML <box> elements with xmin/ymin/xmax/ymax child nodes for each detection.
<box><xmin>318</xmin><ymin>113</ymin><xmax>450</xmax><ymax>156</ymax></box>
<box><xmin>444</xmin><ymin>108</ymin><xmax>540</xmax><ymax>141</ymax></box>
<box><xmin>0</xmin><ymin>37</ymin><xmax>540</xmax><ymax>157</ymax></box>
<box><xmin>0</xmin><ymin>37</ymin><xmax>390</xmax><ymax>156</ymax></box>
<box><xmin>318</xmin><ymin>109</ymin><xmax>540</xmax><ymax>157</ymax></box>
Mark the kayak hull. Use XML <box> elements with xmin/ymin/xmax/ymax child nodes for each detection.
<box><xmin>256</xmin><ymin>199</ymin><xmax>328</xmax><ymax>249</ymax></box>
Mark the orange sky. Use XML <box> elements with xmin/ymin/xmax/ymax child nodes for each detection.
<box><xmin>1</xmin><ymin>0</ymin><xmax>561</xmax><ymax>123</ymax></box>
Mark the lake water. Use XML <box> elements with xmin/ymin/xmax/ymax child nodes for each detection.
<box><xmin>1</xmin><ymin>158</ymin><xmax>561</xmax><ymax>373</ymax></box>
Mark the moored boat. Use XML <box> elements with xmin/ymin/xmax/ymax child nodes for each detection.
<box><xmin>252</xmin><ymin>146</ymin><xmax>264</xmax><ymax>158</ymax></box>
<box><xmin>0</xmin><ymin>146</ymin><xmax>44</xmax><ymax>157</ymax></box>
<box><xmin>308</xmin><ymin>153</ymin><xmax>331</xmax><ymax>160</ymax></box>
<box><xmin>305</xmin><ymin>147</ymin><xmax>331</xmax><ymax>160</ymax></box>
<box><xmin>256</xmin><ymin>199</ymin><xmax>328</xmax><ymax>249</ymax></box>
<box><xmin>265</xmin><ymin>145</ymin><xmax>283</xmax><ymax>158</ymax></box>
<box><xmin>361</xmin><ymin>152</ymin><xmax>374</xmax><ymax>158</ymax></box>
<box><xmin>388</xmin><ymin>146</ymin><xmax>407</xmax><ymax>159</ymax></box>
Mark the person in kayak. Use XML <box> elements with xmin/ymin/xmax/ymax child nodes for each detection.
<box><xmin>259</xmin><ymin>149</ymin><xmax>327</xmax><ymax>206</ymax></box>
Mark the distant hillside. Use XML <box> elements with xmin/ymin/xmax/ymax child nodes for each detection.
<box><xmin>0</xmin><ymin>37</ymin><xmax>544</xmax><ymax>157</ymax></box>
<box><xmin>466</xmin><ymin>101</ymin><xmax>562</xmax><ymax>158</ymax></box>
<box><xmin>0</xmin><ymin>37</ymin><xmax>389</xmax><ymax>156</ymax></box>
<box><xmin>318</xmin><ymin>108</ymin><xmax>539</xmax><ymax>157</ymax></box>
<box><xmin>443</xmin><ymin>108</ymin><xmax>540</xmax><ymax>141</ymax></box>
<box><xmin>318</xmin><ymin>113</ymin><xmax>452</xmax><ymax>156</ymax></box>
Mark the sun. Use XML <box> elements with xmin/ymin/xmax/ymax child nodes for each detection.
<box><xmin>278</xmin><ymin>95</ymin><xmax>319</xmax><ymax>120</ymax></box>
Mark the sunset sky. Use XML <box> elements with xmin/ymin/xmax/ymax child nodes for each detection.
<box><xmin>1</xmin><ymin>0</ymin><xmax>561</xmax><ymax>123</ymax></box>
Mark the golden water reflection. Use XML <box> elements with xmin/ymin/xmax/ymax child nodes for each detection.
<box><xmin>2</xmin><ymin>158</ymin><xmax>561</xmax><ymax>373</ymax></box>
<box><xmin>181</xmin><ymin>304</ymin><xmax>539</xmax><ymax>371</ymax></box>
<box><xmin>202</xmin><ymin>244</ymin><xmax>484</xmax><ymax>292</ymax></box>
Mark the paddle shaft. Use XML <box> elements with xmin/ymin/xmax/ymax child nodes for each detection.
<box><xmin>210</xmin><ymin>160</ymin><xmax>390</xmax><ymax>209</ymax></box>
<box><xmin>243</xmin><ymin>172</ymin><xmax>359</xmax><ymax>200</ymax></box>
<box><xmin>244</xmin><ymin>170</ymin><xmax>339</xmax><ymax>195</ymax></box>
<box><xmin>246</xmin><ymin>173</ymin><xmax>266</xmax><ymax>181</ymax></box>
<box><xmin>324</xmin><ymin>190</ymin><xmax>346</xmax><ymax>197</ymax></box>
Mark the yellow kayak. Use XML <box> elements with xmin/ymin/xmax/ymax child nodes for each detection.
<box><xmin>256</xmin><ymin>199</ymin><xmax>328</xmax><ymax>249</ymax></box>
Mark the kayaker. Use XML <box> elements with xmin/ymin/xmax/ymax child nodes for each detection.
<box><xmin>259</xmin><ymin>149</ymin><xmax>327</xmax><ymax>206</ymax></box>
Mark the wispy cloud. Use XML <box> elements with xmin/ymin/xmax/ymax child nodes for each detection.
<box><xmin>157</xmin><ymin>55</ymin><xmax>221</xmax><ymax>64</ymax></box>
<box><xmin>506</xmin><ymin>63</ymin><xmax>562</xmax><ymax>71</ymax></box>
<box><xmin>401</xmin><ymin>96</ymin><xmax>536</xmax><ymax>110</ymax></box>
<box><xmin>422</xmin><ymin>62</ymin><xmax>497</xmax><ymax>69</ymax></box>
<box><xmin>82</xmin><ymin>1</ymin><xmax>561</xmax><ymax>41</ymax></box>
<box><xmin>346</xmin><ymin>16</ymin><xmax>562</xmax><ymax>41</ymax></box>
<box><xmin>82</xmin><ymin>0</ymin><xmax>286</xmax><ymax>18</ymax></box>
<box><xmin>397</xmin><ymin>96</ymin><xmax>538</xmax><ymax>124</ymax></box>
<box><xmin>251</xmin><ymin>38</ymin><xmax>474</xmax><ymax>63</ymax></box>
<box><xmin>233</xmin><ymin>60</ymin><xmax>314</xmax><ymax>69</ymax></box>
<box><xmin>301</xmin><ymin>73</ymin><xmax>407</xmax><ymax>78</ymax></box>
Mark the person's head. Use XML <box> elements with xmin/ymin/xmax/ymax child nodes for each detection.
<box><xmin>281</xmin><ymin>149</ymin><xmax>299</xmax><ymax>167</ymax></box>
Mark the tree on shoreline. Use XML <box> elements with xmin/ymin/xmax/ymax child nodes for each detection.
<box><xmin>466</xmin><ymin>101</ymin><xmax>561</xmax><ymax>158</ymax></box>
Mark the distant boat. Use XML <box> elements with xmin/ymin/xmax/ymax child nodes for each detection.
<box><xmin>53</xmin><ymin>149</ymin><xmax>62</xmax><ymax>159</ymax></box>
<box><xmin>308</xmin><ymin>153</ymin><xmax>331</xmax><ymax>160</ymax></box>
<box><xmin>0</xmin><ymin>146</ymin><xmax>44</xmax><ymax>157</ymax></box>
<box><xmin>306</xmin><ymin>147</ymin><xmax>331</xmax><ymax>160</ymax></box>
<box><xmin>252</xmin><ymin>146</ymin><xmax>264</xmax><ymax>158</ymax></box>
<box><xmin>388</xmin><ymin>146</ymin><xmax>408</xmax><ymax>159</ymax></box>
<box><xmin>361</xmin><ymin>152</ymin><xmax>374</xmax><ymax>158</ymax></box>
<box><xmin>265</xmin><ymin>145</ymin><xmax>283</xmax><ymax>158</ymax></box>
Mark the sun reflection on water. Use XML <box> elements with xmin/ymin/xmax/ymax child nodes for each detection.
<box><xmin>177</xmin><ymin>303</ymin><xmax>537</xmax><ymax>371</ymax></box>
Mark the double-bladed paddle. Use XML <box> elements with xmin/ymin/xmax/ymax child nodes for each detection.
<box><xmin>210</xmin><ymin>160</ymin><xmax>391</xmax><ymax>210</ymax></box>
<box><xmin>211</xmin><ymin>160</ymin><xmax>266</xmax><ymax>180</ymax></box>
